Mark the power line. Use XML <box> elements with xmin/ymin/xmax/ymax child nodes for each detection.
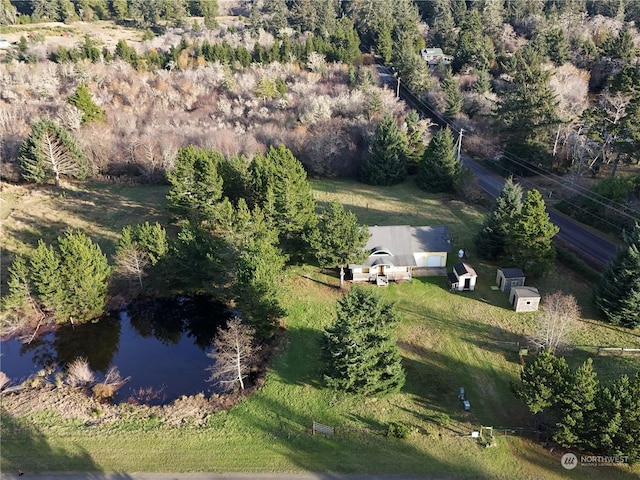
<box><xmin>376</xmin><ymin>59</ymin><xmax>640</xmax><ymax>225</ymax></box>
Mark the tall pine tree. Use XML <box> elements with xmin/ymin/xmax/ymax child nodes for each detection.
<box><xmin>248</xmin><ymin>145</ymin><xmax>317</xmax><ymax>243</ymax></box>
<box><xmin>323</xmin><ymin>286</ymin><xmax>405</xmax><ymax>396</ymax></box>
<box><xmin>404</xmin><ymin>110</ymin><xmax>427</xmax><ymax>174</ymax></box>
<box><xmin>505</xmin><ymin>189</ymin><xmax>559</xmax><ymax>277</ymax></box>
<box><xmin>494</xmin><ymin>49</ymin><xmax>561</xmax><ymax>173</ymax></box>
<box><xmin>593</xmin><ymin>222</ymin><xmax>640</xmax><ymax>328</ymax></box>
<box><xmin>417</xmin><ymin>127</ymin><xmax>461</xmax><ymax>193</ymax></box>
<box><xmin>166</xmin><ymin>146</ymin><xmax>224</xmax><ymax>221</ymax></box>
<box><xmin>474</xmin><ymin>178</ymin><xmax>523</xmax><ymax>260</ymax></box>
<box><xmin>360</xmin><ymin>114</ymin><xmax>408</xmax><ymax>186</ymax></box>
<box><xmin>306</xmin><ymin>200</ymin><xmax>369</xmax><ymax>287</ymax></box>
<box><xmin>442</xmin><ymin>68</ymin><xmax>463</xmax><ymax>117</ymax></box>
<box><xmin>553</xmin><ymin>358</ymin><xmax>599</xmax><ymax>449</ymax></box>
<box><xmin>19</xmin><ymin>118</ymin><xmax>88</xmax><ymax>187</ymax></box>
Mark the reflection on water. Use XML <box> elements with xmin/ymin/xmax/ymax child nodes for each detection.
<box><xmin>0</xmin><ymin>296</ymin><xmax>230</xmax><ymax>405</ymax></box>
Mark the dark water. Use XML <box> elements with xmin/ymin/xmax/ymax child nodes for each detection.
<box><xmin>0</xmin><ymin>296</ymin><xmax>230</xmax><ymax>405</ymax></box>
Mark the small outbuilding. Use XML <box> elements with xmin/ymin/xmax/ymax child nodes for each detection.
<box><xmin>448</xmin><ymin>262</ymin><xmax>477</xmax><ymax>292</ymax></box>
<box><xmin>496</xmin><ymin>268</ymin><xmax>526</xmax><ymax>293</ymax></box>
<box><xmin>509</xmin><ymin>286</ymin><xmax>541</xmax><ymax>312</ymax></box>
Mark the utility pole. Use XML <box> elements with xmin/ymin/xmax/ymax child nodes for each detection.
<box><xmin>457</xmin><ymin>128</ymin><xmax>464</xmax><ymax>160</ymax></box>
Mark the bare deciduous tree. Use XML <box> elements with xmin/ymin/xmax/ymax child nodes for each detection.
<box><xmin>207</xmin><ymin>317</ymin><xmax>260</xmax><ymax>391</ymax></box>
<box><xmin>533</xmin><ymin>292</ymin><xmax>580</xmax><ymax>353</ymax></box>
<box><xmin>115</xmin><ymin>243</ymin><xmax>149</xmax><ymax>291</ymax></box>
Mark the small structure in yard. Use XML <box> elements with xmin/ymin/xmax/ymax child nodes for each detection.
<box><xmin>496</xmin><ymin>268</ymin><xmax>526</xmax><ymax>293</ymax></box>
<box><xmin>509</xmin><ymin>286</ymin><xmax>541</xmax><ymax>312</ymax></box>
<box><xmin>349</xmin><ymin>225</ymin><xmax>451</xmax><ymax>285</ymax></box>
<box><xmin>448</xmin><ymin>262</ymin><xmax>477</xmax><ymax>292</ymax></box>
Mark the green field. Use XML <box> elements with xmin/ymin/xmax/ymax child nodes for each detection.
<box><xmin>1</xmin><ymin>179</ymin><xmax>639</xmax><ymax>479</ymax></box>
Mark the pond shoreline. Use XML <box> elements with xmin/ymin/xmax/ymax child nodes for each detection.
<box><xmin>0</xmin><ymin>324</ymin><xmax>285</xmax><ymax>424</ymax></box>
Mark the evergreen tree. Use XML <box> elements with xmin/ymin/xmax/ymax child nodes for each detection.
<box><xmin>28</xmin><ymin>232</ymin><xmax>110</xmax><ymax>324</ymax></box>
<box><xmin>512</xmin><ymin>349</ymin><xmax>569</xmax><ymax>415</ymax></box>
<box><xmin>67</xmin><ymin>83</ymin><xmax>105</xmax><ymax>123</ymax></box>
<box><xmin>593</xmin><ymin>222</ymin><xmax>640</xmax><ymax>328</ymax></box>
<box><xmin>193</xmin><ymin>0</ymin><xmax>218</xmax><ymax>29</ymax></box>
<box><xmin>289</xmin><ymin>0</ymin><xmax>317</xmax><ymax>33</ymax></box>
<box><xmin>111</xmin><ymin>0</ymin><xmax>128</xmax><ymax>19</ymax></box>
<box><xmin>601</xmin><ymin>26</ymin><xmax>635</xmax><ymax>62</ymax></box>
<box><xmin>417</xmin><ymin>127</ymin><xmax>461</xmax><ymax>193</ymax></box>
<box><xmin>55</xmin><ymin>230</ymin><xmax>111</xmax><ymax>323</ymax></box>
<box><xmin>480</xmin><ymin>0</ymin><xmax>505</xmax><ymax>42</ymax></box>
<box><xmin>323</xmin><ymin>286</ymin><xmax>405</xmax><ymax>396</ymax></box>
<box><xmin>3</xmin><ymin>256</ymin><xmax>35</xmax><ymax>317</ymax></box>
<box><xmin>306</xmin><ymin>200</ymin><xmax>369</xmax><ymax>287</ymax></box>
<box><xmin>494</xmin><ymin>49</ymin><xmax>561</xmax><ymax>173</ymax></box>
<box><xmin>166</xmin><ymin>146</ymin><xmax>224</xmax><ymax>221</ymax></box>
<box><xmin>453</xmin><ymin>9</ymin><xmax>495</xmax><ymax>72</ymax></box>
<box><xmin>404</xmin><ymin>110</ymin><xmax>427</xmax><ymax>174</ymax></box>
<box><xmin>505</xmin><ymin>189</ymin><xmax>559</xmax><ymax>276</ymax></box>
<box><xmin>473</xmin><ymin>68</ymin><xmax>492</xmax><ymax>94</ymax></box>
<box><xmin>554</xmin><ymin>358</ymin><xmax>599</xmax><ymax>449</ymax></box>
<box><xmin>217</xmin><ymin>198</ymin><xmax>286</xmax><ymax>336</ymax></box>
<box><xmin>248</xmin><ymin>145</ymin><xmax>317</xmax><ymax>244</ymax></box>
<box><xmin>376</xmin><ymin>25</ymin><xmax>393</xmax><ymax>64</ymax></box>
<box><xmin>545</xmin><ymin>27</ymin><xmax>570</xmax><ymax>66</ymax></box>
<box><xmin>360</xmin><ymin>114</ymin><xmax>407</xmax><ymax>186</ymax></box>
<box><xmin>474</xmin><ymin>177</ymin><xmax>523</xmax><ymax>260</ymax></box>
<box><xmin>391</xmin><ymin>31</ymin><xmax>433</xmax><ymax>94</ymax></box>
<box><xmin>19</xmin><ymin>118</ymin><xmax>88</xmax><ymax>187</ymax></box>
<box><xmin>264</xmin><ymin>0</ymin><xmax>288</xmax><ymax>35</ymax></box>
<box><xmin>442</xmin><ymin>68</ymin><xmax>463</xmax><ymax>117</ymax></box>
<box><xmin>430</xmin><ymin>0</ymin><xmax>458</xmax><ymax>53</ymax></box>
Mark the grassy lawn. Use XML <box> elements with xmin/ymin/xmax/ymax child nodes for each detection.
<box><xmin>1</xmin><ymin>179</ymin><xmax>639</xmax><ymax>478</ymax></box>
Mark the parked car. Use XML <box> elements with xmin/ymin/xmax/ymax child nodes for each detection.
<box><xmin>458</xmin><ymin>386</ymin><xmax>465</xmax><ymax>400</ymax></box>
<box><xmin>462</xmin><ymin>400</ymin><xmax>471</xmax><ymax>411</ymax></box>
<box><xmin>0</xmin><ymin>39</ymin><xmax>10</xmax><ymax>49</ymax></box>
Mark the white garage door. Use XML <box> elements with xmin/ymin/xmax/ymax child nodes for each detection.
<box><xmin>426</xmin><ymin>255</ymin><xmax>442</xmax><ymax>267</ymax></box>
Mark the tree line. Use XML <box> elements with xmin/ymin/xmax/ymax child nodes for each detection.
<box><xmin>4</xmin><ymin>144</ymin><xmax>370</xmax><ymax>336</ymax></box>
<box><xmin>514</xmin><ymin>349</ymin><xmax>640</xmax><ymax>462</ymax></box>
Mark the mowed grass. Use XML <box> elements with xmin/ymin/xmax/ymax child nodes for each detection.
<box><xmin>2</xmin><ymin>179</ymin><xmax>640</xmax><ymax>478</ymax></box>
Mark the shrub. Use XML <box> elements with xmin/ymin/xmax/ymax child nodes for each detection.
<box><xmin>92</xmin><ymin>383</ymin><xmax>115</xmax><ymax>401</ymax></box>
<box><xmin>66</xmin><ymin>358</ymin><xmax>95</xmax><ymax>387</ymax></box>
<box><xmin>387</xmin><ymin>422</ymin><xmax>410</xmax><ymax>439</ymax></box>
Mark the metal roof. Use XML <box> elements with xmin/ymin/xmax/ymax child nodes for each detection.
<box><xmin>454</xmin><ymin>262</ymin><xmax>477</xmax><ymax>277</ymax></box>
<box><xmin>499</xmin><ymin>267</ymin><xmax>525</xmax><ymax>278</ymax></box>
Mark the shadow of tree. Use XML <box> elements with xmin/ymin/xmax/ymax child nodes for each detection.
<box><xmin>229</xmin><ymin>392</ymin><xmax>492</xmax><ymax>477</ymax></box>
<box><xmin>0</xmin><ymin>408</ymin><xmax>130</xmax><ymax>478</ymax></box>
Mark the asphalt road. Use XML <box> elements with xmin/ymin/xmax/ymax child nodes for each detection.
<box><xmin>375</xmin><ymin>60</ymin><xmax>621</xmax><ymax>268</ymax></box>
<box><xmin>462</xmin><ymin>157</ymin><xmax>619</xmax><ymax>268</ymax></box>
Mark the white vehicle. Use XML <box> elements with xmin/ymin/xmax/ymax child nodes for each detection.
<box><xmin>0</xmin><ymin>39</ymin><xmax>10</xmax><ymax>49</ymax></box>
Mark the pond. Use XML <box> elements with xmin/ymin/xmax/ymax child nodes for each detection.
<box><xmin>0</xmin><ymin>296</ymin><xmax>230</xmax><ymax>405</ymax></box>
